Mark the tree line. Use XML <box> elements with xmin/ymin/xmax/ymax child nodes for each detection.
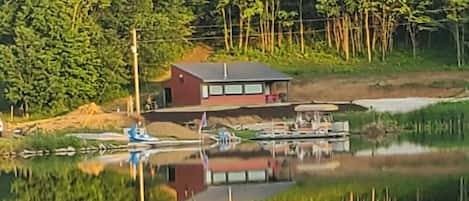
<box><xmin>0</xmin><ymin>0</ymin><xmax>468</xmax><ymax>115</ymax></box>
<box><xmin>207</xmin><ymin>0</ymin><xmax>468</xmax><ymax>64</ymax></box>
<box><xmin>0</xmin><ymin>0</ymin><xmax>194</xmax><ymax>115</ymax></box>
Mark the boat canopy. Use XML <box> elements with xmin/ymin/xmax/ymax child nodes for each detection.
<box><xmin>294</xmin><ymin>104</ymin><xmax>339</xmax><ymax>112</ymax></box>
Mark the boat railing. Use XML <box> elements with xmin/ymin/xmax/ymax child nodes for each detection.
<box><xmin>262</xmin><ymin>121</ymin><xmax>293</xmax><ymax>136</ymax></box>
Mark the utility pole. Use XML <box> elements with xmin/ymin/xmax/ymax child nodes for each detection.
<box><xmin>139</xmin><ymin>161</ymin><xmax>145</xmax><ymax>201</ymax></box>
<box><xmin>131</xmin><ymin>28</ymin><xmax>141</xmax><ymax>118</ymax></box>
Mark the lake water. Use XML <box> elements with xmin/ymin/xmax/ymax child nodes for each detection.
<box><xmin>2</xmin><ymin>134</ymin><xmax>469</xmax><ymax>201</ymax></box>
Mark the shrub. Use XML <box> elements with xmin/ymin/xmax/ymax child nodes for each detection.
<box><xmin>22</xmin><ymin>134</ymin><xmax>83</xmax><ymax>151</ymax></box>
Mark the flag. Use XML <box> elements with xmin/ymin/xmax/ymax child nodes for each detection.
<box><xmin>198</xmin><ymin>112</ymin><xmax>207</xmax><ymax>134</ymax></box>
<box><xmin>200</xmin><ymin>150</ymin><xmax>209</xmax><ymax>170</ymax></box>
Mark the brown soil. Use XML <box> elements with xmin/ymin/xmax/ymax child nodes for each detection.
<box><xmin>207</xmin><ymin>116</ymin><xmax>265</xmax><ymax>127</ymax></box>
<box><xmin>146</xmin><ymin>122</ymin><xmax>200</xmax><ymax>140</ymax></box>
<box><xmin>177</xmin><ymin>44</ymin><xmax>214</xmax><ymax>63</ymax></box>
<box><xmin>148</xmin><ymin>151</ymin><xmax>195</xmax><ymax>164</ymax></box>
<box><xmin>12</xmin><ymin>103</ymin><xmax>134</xmax><ymax>134</ymax></box>
<box><xmin>10</xmin><ymin>104</ymin><xmax>198</xmax><ymax>140</ymax></box>
<box><xmin>290</xmin><ymin>71</ymin><xmax>469</xmax><ymax>101</ymax></box>
<box><xmin>153</xmin><ymin>44</ymin><xmax>214</xmax><ymax>82</ymax></box>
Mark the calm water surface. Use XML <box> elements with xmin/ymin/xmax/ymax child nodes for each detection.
<box><xmin>1</xmin><ymin>134</ymin><xmax>469</xmax><ymax>201</ymax></box>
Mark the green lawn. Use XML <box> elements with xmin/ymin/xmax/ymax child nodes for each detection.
<box><xmin>211</xmin><ymin>47</ymin><xmax>469</xmax><ymax>79</ymax></box>
<box><xmin>233</xmin><ymin>129</ymin><xmax>258</xmax><ymax>140</ymax></box>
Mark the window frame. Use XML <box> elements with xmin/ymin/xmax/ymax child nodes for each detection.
<box><xmin>208</xmin><ymin>85</ymin><xmax>224</xmax><ymax>96</ymax></box>
<box><xmin>223</xmin><ymin>84</ymin><xmax>244</xmax><ymax>95</ymax></box>
<box><xmin>244</xmin><ymin>83</ymin><xmax>264</xmax><ymax>95</ymax></box>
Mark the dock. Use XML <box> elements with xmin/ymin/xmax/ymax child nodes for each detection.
<box><xmin>143</xmin><ymin>101</ymin><xmax>365</xmax><ymax>124</ymax></box>
<box><xmin>251</xmin><ymin>132</ymin><xmax>349</xmax><ymax>141</ymax></box>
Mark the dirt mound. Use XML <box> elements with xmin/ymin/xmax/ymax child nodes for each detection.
<box><xmin>146</xmin><ymin>122</ymin><xmax>199</xmax><ymax>140</ymax></box>
<box><xmin>69</xmin><ymin>103</ymin><xmax>104</xmax><ymax>116</ymax></box>
<box><xmin>290</xmin><ymin>71</ymin><xmax>469</xmax><ymax>101</ymax></box>
<box><xmin>177</xmin><ymin>44</ymin><xmax>214</xmax><ymax>63</ymax></box>
<box><xmin>14</xmin><ymin>103</ymin><xmax>134</xmax><ymax>134</ymax></box>
<box><xmin>190</xmin><ymin>115</ymin><xmax>266</xmax><ymax>129</ymax></box>
<box><xmin>153</xmin><ymin>44</ymin><xmax>214</xmax><ymax>82</ymax></box>
<box><xmin>207</xmin><ymin>116</ymin><xmax>265</xmax><ymax>128</ymax></box>
<box><xmin>17</xmin><ymin>112</ymin><xmax>133</xmax><ymax>134</ymax></box>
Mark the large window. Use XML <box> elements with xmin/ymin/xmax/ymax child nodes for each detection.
<box><xmin>209</xmin><ymin>85</ymin><xmax>223</xmax><ymax>95</ymax></box>
<box><xmin>244</xmin><ymin>84</ymin><xmax>263</xmax><ymax>94</ymax></box>
<box><xmin>224</xmin><ymin>84</ymin><xmax>243</xmax><ymax>95</ymax></box>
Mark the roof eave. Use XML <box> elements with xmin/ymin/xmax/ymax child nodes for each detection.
<box><xmin>203</xmin><ymin>78</ymin><xmax>292</xmax><ymax>83</ymax></box>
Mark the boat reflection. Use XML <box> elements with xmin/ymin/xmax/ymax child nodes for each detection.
<box><xmin>257</xmin><ymin>137</ymin><xmax>350</xmax><ymax>159</ymax></box>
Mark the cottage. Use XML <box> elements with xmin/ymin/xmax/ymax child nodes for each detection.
<box><xmin>163</xmin><ymin>62</ymin><xmax>292</xmax><ymax>107</ymax></box>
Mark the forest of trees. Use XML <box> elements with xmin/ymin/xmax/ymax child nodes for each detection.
<box><xmin>0</xmin><ymin>0</ymin><xmax>468</xmax><ymax>115</ymax></box>
<box><xmin>204</xmin><ymin>0</ymin><xmax>469</xmax><ymax>64</ymax></box>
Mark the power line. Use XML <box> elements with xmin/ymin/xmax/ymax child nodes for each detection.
<box><xmin>137</xmin><ymin>7</ymin><xmax>463</xmax><ymax>32</ymax></box>
<box><xmin>139</xmin><ymin>22</ymin><xmax>412</xmax><ymax>43</ymax></box>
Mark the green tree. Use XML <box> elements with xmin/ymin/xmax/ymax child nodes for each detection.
<box><xmin>0</xmin><ymin>0</ymin><xmax>122</xmax><ymax>115</ymax></box>
<box><xmin>398</xmin><ymin>0</ymin><xmax>435</xmax><ymax>59</ymax></box>
<box><xmin>277</xmin><ymin>10</ymin><xmax>298</xmax><ymax>46</ymax></box>
<box><xmin>444</xmin><ymin>0</ymin><xmax>469</xmax><ymax>67</ymax></box>
<box><xmin>243</xmin><ymin>0</ymin><xmax>263</xmax><ymax>51</ymax></box>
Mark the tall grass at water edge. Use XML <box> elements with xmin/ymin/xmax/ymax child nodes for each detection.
<box><xmin>0</xmin><ymin>128</ymin><xmax>124</xmax><ymax>154</ymax></box>
<box><xmin>266</xmin><ymin>174</ymin><xmax>469</xmax><ymax>201</ymax></box>
<box><xmin>335</xmin><ymin>101</ymin><xmax>469</xmax><ymax>134</ymax></box>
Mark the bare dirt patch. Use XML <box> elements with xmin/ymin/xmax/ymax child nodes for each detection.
<box><xmin>207</xmin><ymin>116</ymin><xmax>265</xmax><ymax>128</ymax></box>
<box><xmin>153</xmin><ymin>44</ymin><xmax>214</xmax><ymax>82</ymax></box>
<box><xmin>12</xmin><ymin>103</ymin><xmax>134</xmax><ymax>134</ymax></box>
<box><xmin>146</xmin><ymin>122</ymin><xmax>200</xmax><ymax>140</ymax></box>
<box><xmin>177</xmin><ymin>44</ymin><xmax>214</xmax><ymax>64</ymax></box>
<box><xmin>8</xmin><ymin>104</ymin><xmax>200</xmax><ymax>140</ymax></box>
<box><xmin>290</xmin><ymin>71</ymin><xmax>469</xmax><ymax>101</ymax></box>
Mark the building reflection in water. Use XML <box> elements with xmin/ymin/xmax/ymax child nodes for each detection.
<box><xmin>76</xmin><ymin>137</ymin><xmax>350</xmax><ymax>201</ymax></box>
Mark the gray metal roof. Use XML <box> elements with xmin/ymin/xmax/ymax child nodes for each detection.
<box><xmin>172</xmin><ymin>62</ymin><xmax>292</xmax><ymax>83</ymax></box>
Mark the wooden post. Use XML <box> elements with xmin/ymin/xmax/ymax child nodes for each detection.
<box><xmin>130</xmin><ymin>96</ymin><xmax>134</xmax><ymax>115</ymax></box>
<box><xmin>460</xmin><ymin>177</ymin><xmax>464</xmax><ymax>201</ymax></box>
<box><xmin>349</xmin><ymin>192</ymin><xmax>354</xmax><ymax>201</ymax></box>
<box><xmin>385</xmin><ymin>187</ymin><xmax>389</xmax><ymax>201</ymax></box>
<box><xmin>126</xmin><ymin>97</ymin><xmax>130</xmax><ymax>116</ymax></box>
<box><xmin>131</xmin><ymin>28</ymin><xmax>141</xmax><ymax>118</ymax></box>
<box><xmin>416</xmin><ymin>188</ymin><xmax>420</xmax><ymax>201</ymax></box>
<box><xmin>10</xmin><ymin>105</ymin><xmax>13</xmax><ymax>121</ymax></box>
<box><xmin>372</xmin><ymin>187</ymin><xmax>376</xmax><ymax>201</ymax></box>
<box><xmin>139</xmin><ymin>161</ymin><xmax>145</xmax><ymax>201</ymax></box>
<box><xmin>228</xmin><ymin>186</ymin><xmax>233</xmax><ymax>201</ymax></box>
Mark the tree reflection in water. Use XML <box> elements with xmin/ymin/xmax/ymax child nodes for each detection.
<box><xmin>1</xmin><ymin>156</ymin><xmax>176</xmax><ymax>201</ymax></box>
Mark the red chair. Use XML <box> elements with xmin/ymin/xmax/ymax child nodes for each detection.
<box><xmin>266</xmin><ymin>94</ymin><xmax>279</xmax><ymax>103</ymax></box>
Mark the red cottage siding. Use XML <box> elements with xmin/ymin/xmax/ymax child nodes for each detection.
<box><xmin>165</xmin><ymin>66</ymin><xmax>202</xmax><ymax>106</ymax></box>
<box><xmin>168</xmin><ymin>164</ymin><xmax>206</xmax><ymax>201</ymax></box>
<box><xmin>201</xmin><ymin>94</ymin><xmax>266</xmax><ymax>106</ymax></box>
<box><xmin>209</xmin><ymin>159</ymin><xmax>271</xmax><ymax>172</ymax></box>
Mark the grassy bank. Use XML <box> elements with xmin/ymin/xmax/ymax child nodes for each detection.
<box><xmin>211</xmin><ymin>47</ymin><xmax>469</xmax><ymax>79</ymax></box>
<box><xmin>233</xmin><ymin>129</ymin><xmax>258</xmax><ymax>139</ymax></box>
<box><xmin>0</xmin><ymin>129</ymin><xmax>125</xmax><ymax>154</ymax></box>
<box><xmin>336</xmin><ymin>101</ymin><xmax>469</xmax><ymax>133</ymax></box>
<box><xmin>267</xmin><ymin>174</ymin><xmax>468</xmax><ymax>201</ymax></box>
